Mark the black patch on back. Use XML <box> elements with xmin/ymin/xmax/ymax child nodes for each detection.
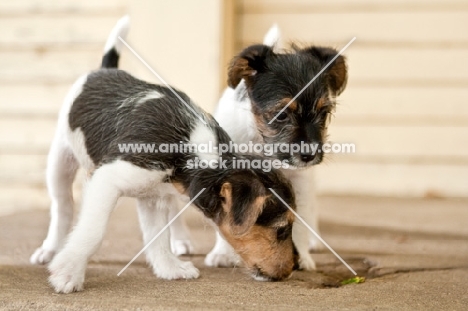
<box><xmin>69</xmin><ymin>69</ymin><xmax>211</xmax><ymax>169</ymax></box>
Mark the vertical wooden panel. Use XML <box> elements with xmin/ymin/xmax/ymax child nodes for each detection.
<box><xmin>219</xmin><ymin>0</ymin><xmax>236</xmax><ymax>92</ymax></box>
<box><xmin>126</xmin><ymin>0</ymin><xmax>225</xmax><ymax>112</ymax></box>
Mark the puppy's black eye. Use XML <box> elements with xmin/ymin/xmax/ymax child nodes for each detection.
<box><xmin>276</xmin><ymin>111</ymin><xmax>288</xmax><ymax>122</ymax></box>
<box><xmin>276</xmin><ymin>225</ymin><xmax>291</xmax><ymax>240</ymax></box>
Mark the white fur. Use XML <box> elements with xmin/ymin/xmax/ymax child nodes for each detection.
<box><xmin>282</xmin><ymin>168</ymin><xmax>318</xmax><ymax>270</ymax></box>
<box><xmin>31</xmin><ymin>16</ymin><xmax>205</xmax><ymax>293</ymax></box>
<box><xmin>68</xmin><ymin>129</ymin><xmax>95</xmax><ymax>170</ymax></box>
<box><xmin>204</xmin><ymin>231</ymin><xmax>241</xmax><ymax>267</ymax></box>
<box><xmin>169</xmin><ymin>203</ymin><xmax>195</xmax><ymax>255</ymax></box>
<box><xmin>118</xmin><ymin>90</ymin><xmax>164</xmax><ymax>109</ymax></box>
<box><xmin>48</xmin><ymin>160</ymin><xmax>165</xmax><ymax>293</ymax></box>
<box><xmin>204</xmin><ymin>26</ymin><xmax>320</xmax><ymax>270</ymax></box>
<box><xmin>214</xmin><ymin>81</ymin><xmax>261</xmax><ymax>144</ymax></box>
<box><xmin>32</xmin><ymin>77</ymin><xmax>203</xmax><ymax>291</ymax></box>
<box><xmin>46</xmin><ymin>158</ymin><xmax>198</xmax><ymax>293</ymax></box>
<box><xmin>137</xmin><ymin>196</ymin><xmax>199</xmax><ymax>280</ymax></box>
<box><xmin>137</xmin><ymin>90</ymin><xmax>164</xmax><ymax>105</ymax></box>
<box><xmin>30</xmin><ymin>68</ymin><xmax>203</xmax><ymax>292</ymax></box>
<box><xmin>189</xmin><ymin>120</ymin><xmax>219</xmax><ymax>162</ymax></box>
<box><xmin>103</xmin><ymin>15</ymin><xmax>130</xmax><ymax>54</ymax></box>
<box><xmin>30</xmin><ymin>74</ymin><xmax>87</xmax><ymax>265</ymax></box>
<box><xmin>262</xmin><ymin>24</ymin><xmax>282</xmax><ymax>52</ymax></box>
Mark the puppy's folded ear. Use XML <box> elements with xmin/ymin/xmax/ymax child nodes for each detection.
<box><xmin>228</xmin><ymin>44</ymin><xmax>273</xmax><ymax>88</ymax></box>
<box><xmin>220</xmin><ymin>178</ymin><xmax>267</xmax><ymax>236</ymax></box>
<box><xmin>302</xmin><ymin>46</ymin><xmax>348</xmax><ymax>96</ymax></box>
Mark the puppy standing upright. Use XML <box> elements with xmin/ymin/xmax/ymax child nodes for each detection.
<box><xmin>30</xmin><ymin>17</ymin><xmax>300</xmax><ymax>293</ymax></box>
<box><xmin>205</xmin><ymin>26</ymin><xmax>348</xmax><ymax>270</ymax></box>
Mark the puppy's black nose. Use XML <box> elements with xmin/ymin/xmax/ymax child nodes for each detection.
<box><xmin>300</xmin><ymin>153</ymin><xmax>315</xmax><ymax>163</ymax></box>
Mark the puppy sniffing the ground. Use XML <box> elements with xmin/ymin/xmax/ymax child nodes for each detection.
<box><xmin>205</xmin><ymin>26</ymin><xmax>348</xmax><ymax>270</ymax></box>
<box><xmin>30</xmin><ymin>16</ymin><xmax>299</xmax><ymax>293</ymax></box>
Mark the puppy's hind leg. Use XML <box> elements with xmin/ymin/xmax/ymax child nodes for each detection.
<box><xmin>30</xmin><ymin>140</ymin><xmax>78</xmax><ymax>265</ymax></box>
<box><xmin>137</xmin><ymin>196</ymin><xmax>199</xmax><ymax>280</ymax></box>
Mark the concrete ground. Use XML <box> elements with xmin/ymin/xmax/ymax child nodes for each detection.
<box><xmin>1</xmin><ymin>196</ymin><xmax>467</xmax><ymax>310</ymax></box>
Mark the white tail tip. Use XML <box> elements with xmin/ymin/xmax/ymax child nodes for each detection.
<box><xmin>104</xmin><ymin>15</ymin><xmax>130</xmax><ymax>54</ymax></box>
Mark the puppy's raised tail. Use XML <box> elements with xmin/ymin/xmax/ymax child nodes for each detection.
<box><xmin>101</xmin><ymin>15</ymin><xmax>130</xmax><ymax>69</ymax></box>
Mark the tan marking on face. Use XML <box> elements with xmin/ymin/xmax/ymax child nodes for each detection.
<box><xmin>279</xmin><ymin>98</ymin><xmax>297</xmax><ymax>112</ymax></box>
<box><xmin>221</xmin><ymin>182</ymin><xmax>267</xmax><ymax>236</ymax></box>
<box><xmin>251</xmin><ymin>195</ymin><xmax>268</xmax><ymax>212</ymax></box>
<box><xmin>218</xmin><ymin>210</ymin><xmax>296</xmax><ymax>281</ymax></box>
<box><xmin>265</xmin><ymin>98</ymin><xmax>297</xmax><ymax>114</ymax></box>
<box><xmin>220</xmin><ymin>182</ymin><xmax>232</xmax><ymax>213</ymax></box>
<box><xmin>250</xmin><ymin>96</ymin><xmax>299</xmax><ymax>138</ymax></box>
<box><xmin>253</xmin><ymin>108</ymin><xmax>278</xmax><ymax>138</ymax></box>
<box><xmin>315</xmin><ymin>97</ymin><xmax>326</xmax><ymax>111</ymax></box>
<box><xmin>171</xmin><ymin>182</ymin><xmax>186</xmax><ymax>195</ymax></box>
<box><xmin>283</xmin><ymin>209</ymin><xmax>295</xmax><ymax>225</ymax></box>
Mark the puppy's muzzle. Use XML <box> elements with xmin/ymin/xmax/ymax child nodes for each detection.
<box><xmin>251</xmin><ymin>264</ymin><xmax>293</xmax><ymax>282</ymax></box>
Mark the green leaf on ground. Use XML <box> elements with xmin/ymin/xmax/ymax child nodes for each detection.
<box><xmin>341</xmin><ymin>276</ymin><xmax>366</xmax><ymax>285</ymax></box>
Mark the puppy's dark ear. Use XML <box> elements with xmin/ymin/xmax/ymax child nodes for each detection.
<box><xmin>228</xmin><ymin>44</ymin><xmax>273</xmax><ymax>88</ymax></box>
<box><xmin>303</xmin><ymin>47</ymin><xmax>348</xmax><ymax>96</ymax></box>
<box><xmin>220</xmin><ymin>178</ymin><xmax>266</xmax><ymax>236</ymax></box>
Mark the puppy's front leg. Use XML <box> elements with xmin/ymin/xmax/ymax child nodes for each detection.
<box><xmin>48</xmin><ymin>166</ymin><xmax>120</xmax><ymax>293</ymax></box>
<box><xmin>169</xmin><ymin>198</ymin><xmax>194</xmax><ymax>255</ymax></box>
<box><xmin>288</xmin><ymin>169</ymin><xmax>318</xmax><ymax>271</ymax></box>
<box><xmin>137</xmin><ymin>196</ymin><xmax>199</xmax><ymax>280</ymax></box>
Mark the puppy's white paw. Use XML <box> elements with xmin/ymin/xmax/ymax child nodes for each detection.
<box><xmin>171</xmin><ymin>239</ymin><xmax>194</xmax><ymax>256</ymax></box>
<box><xmin>154</xmin><ymin>259</ymin><xmax>199</xmax><ymax>280</ymax></box>
<box><xmin>30</xmin><ymin>247</ymin><xmax>56</xmax><ymax>265</ymax></box>
<box><xmin>299</xmin><ymin>253</ymin><xmax>316</xmax><ymax>271</ymax></box>
<box><xmin>204</xmin><ymin>251</ymin><xmax>241</xmax><ymax>268</ymax></box>
<box><xmin>48</xmin><ymin>253</ymin><xmax>86</xmax><ymax>293</ymax></box>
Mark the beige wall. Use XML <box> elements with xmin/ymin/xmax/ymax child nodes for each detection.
<box><xmin>0</xmin><ymin>0</ymin><xmax>466</xmax><ymax>215</ymax></box>
<box><xmin>123</xmin><ymin>0</ymin><xmax>230</xmax><ymax>112</ymax></box>
<box><xmin>236</xmin><ymin>0</ymin><xmax>468</xmax><ymax>197</ymax></box>
<box><xmin>0</xmin><ymin>0</ymin><xmax>231</xmax><ymax>215</ymax></box>
<box><xmin>0</xmin><ymin>0</ymin><xmax>130</xmax><ymax>215</ymax></box>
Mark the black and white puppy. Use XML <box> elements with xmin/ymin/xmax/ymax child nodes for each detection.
<box><xmin>30</xmin><ymin>17</ymin><xmax>299</xmax><ymax>293</ymax></box>
<box><xmin>204</xmin><ymin>26</ymin><xmax>348</xmax><ymax>270</ymax></box>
